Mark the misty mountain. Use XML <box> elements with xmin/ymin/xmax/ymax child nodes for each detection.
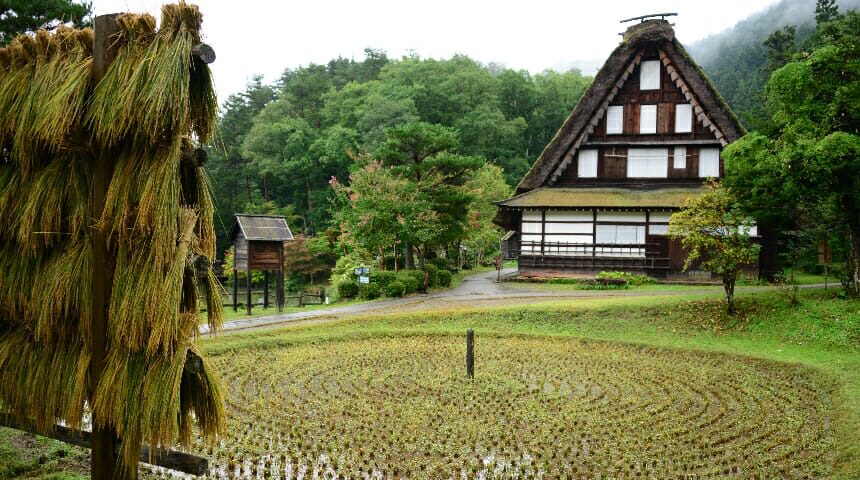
<box><xmin>689</xmin><ymin>0</ymin><xmax>860</xmax><ymax>127</ymax></box>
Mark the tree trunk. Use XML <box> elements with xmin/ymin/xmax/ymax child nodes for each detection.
<box><xmin>405</xmin><ymin>242</ymin><xmax>415</xmax><ymax>269</ymax></box>
<box><xmin>843</xmin><ymin>202</ymin><xmax>860</xmax><ymax>297</ymax></box>
<box><xmin>305</xmin><ymin>176</ymin><xmax>314</xmax><ymax>234</ymax></box>
<box><xmin>723</xmin><ymin>276</ymin><xmax>736</xmax><ymax>315</ymax></box>
<box><xmin>419</xmin><ymin>243</ymin><xmax>427</xmax><ymax>270</ymax></box>
<box><xmin>849</xmin><ymin>227</ymin><xmax>860</xmax><ymax>297</ymax></box>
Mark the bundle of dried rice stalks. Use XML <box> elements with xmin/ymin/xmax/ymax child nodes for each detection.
<box><xmin>87</xmin><ymin>3</ymin><xmax>216</xmax><ymax>146</ymax></box>
<box><xmin>0</xmin><ymin>3</ymin><xmax>224</xmax><ymax>477</ymax></box>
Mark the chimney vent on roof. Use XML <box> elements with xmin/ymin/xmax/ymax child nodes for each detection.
<box><xmin>620</xmin><ymin>15</ymin><xmax>676</xmax><ymax>44</ymax></box>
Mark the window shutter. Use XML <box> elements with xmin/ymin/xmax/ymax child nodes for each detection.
<box><xmin>639</xmin><ymin>105</ymin><xmax>657</xmax><ymax>134</ymax></box>
<box><xmin>606</xmin><ymin>106</ymin><xmax>623</xmax><ymax>134</ymax></box>
<box><xmin>627</xmin><ymin>149</ymin><xmax>647</xmax><ymax>178</ymax></box>
<box><xmin>640</xmin><ymin>60</ymin><xmax>660</xmax><ymax>90</ymax></box>
<box><xmin>646</xmin><ymin>148</ymin><xmax>668</xmax><ymax>177</ymax></box>
<box><xmin>628</xmin><ymin>148</ymin><xmax>667</xmax><ymax>178</ymax></box>
<box><xmin>673</xmin><ymin>146</ymin><xmax>686</xmax><ymax>169</ymax></box>
<box><xmin>675</xmin><ymin>104</ymin><xmax>692</xmax><ymax>133</ymax></box>
<box><xmin>699</xmin><ymin>148</ymin><xmax>720</xmax><ymax>177</ymax></box>
<box><xmin>577</xmin><ymin>149</ymin><xmax>598</xmax><ymax>178</ymax></box>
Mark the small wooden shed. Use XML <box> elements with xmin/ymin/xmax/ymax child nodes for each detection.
<box><xmin>228</xmin><ymin>214</ymin><xmax>294</xmax><ymax>313</ymax></box>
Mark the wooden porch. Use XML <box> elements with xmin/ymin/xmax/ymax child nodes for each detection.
<box><xmin>515</xmin><ymin>240</ymin><xmax>671</xmax><ymax>274</ymax></box>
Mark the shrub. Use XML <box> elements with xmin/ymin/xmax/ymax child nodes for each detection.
<box><xmin>360</xmin><ymin>283</ymin><xmax>380</xmax><ymax>300</ymax></box>
<box><xmin>437</xmin><ymin>269</ymin><xmax>452</xmax><ymax>287</ymax></box>
<box><xmin>402</xmin><ymin>269</ymin><xmax>426</xmax><ymax>291</ymax></box>
<box><xmin>383</xmin><ymin>280</ymin><xmax>406</xmax><ymax>297</ymax></box>
<box><xmin>429</xmin><ymin>257</ymin><xmax>449</xmax><ymax>271</ymax></box>
<box><xmin>337</xmin><ymin>281</ymin><xmax>359</xmax><ymax>299</ymax></box>
<box><xmin>596</xmin><ymin>271</ymin><xmax>655</xmax><ymax>286</ymax></box>
<box><xmin>371</xmin><ymin>270</ymin><xmax>397</xmax><ymax>291</ymax></box>
<box><xmin>397</xmin><ymin>271</ymin><xmax>420</xmax><ymax>294</ymax></box>
<box><xmin>422</xmin><ymin>264</ymin><xmax>439</xmax><ymax>288</ymax></box>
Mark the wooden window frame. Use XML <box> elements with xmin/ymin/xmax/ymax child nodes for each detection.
<box><xmin>640</xmin><ymin>60</ymin><xmax>661</xmax><ymax>91</ymax></box>
<box><xmin>606</xmin><ymin>105</ymin><xmax>624</xmax><ymax>135</ymax></box>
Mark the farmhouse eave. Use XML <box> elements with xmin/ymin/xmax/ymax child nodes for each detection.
<box><xmin>494</xmin><ymin>186</ymin><xmax>705</xmax><ymax>209</ymax></box>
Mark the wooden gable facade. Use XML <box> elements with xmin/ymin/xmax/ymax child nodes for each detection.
<box><xmin>494</xmin><ymin>19</ymin><xmax>747</xmax><ymax>278</ymax></box>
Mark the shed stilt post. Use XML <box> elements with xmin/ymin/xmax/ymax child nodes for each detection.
<box><xmin>232</xmin><ymin>268</ymin><xmax>238</xmax><ymax>312</ymax></box>
<box><xmin>277</xmin><ymin>269</ymin><xmax>285</xmax><ymax>312</ymax></box>
<box><xmin>91</xmin><ymin>13</ymin><xmax>122</xmax><ymax>480</ymax></box>
<box><xmin>263</xmin><ymin>271</ymin><xmax>269</xmax><ymax>308</ymax></box>
<box><xmin>246</xmin><ymin>267</ymin><xmax>252</xmax><ymax>316</ymax></box>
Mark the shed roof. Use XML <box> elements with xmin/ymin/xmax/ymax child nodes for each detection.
<box><xmin>229</xmin><ymin>214</ymin><xmax>294</xmax><ymax>242</ymax></box>
<box><xmin>495</xmin><ymin>187</ymin><xmax>704</xmax><ymax>209</ymax></box>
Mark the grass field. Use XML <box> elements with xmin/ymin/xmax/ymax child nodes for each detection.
<box><xmin>4</xmin><ymin>288</ymin><xmax>857</xmax><ymax>479</ymax></box>
<box><xmin>189</xmin><ymin>288</ymin><xmax>859</xmax><ymax>479</ymax></box>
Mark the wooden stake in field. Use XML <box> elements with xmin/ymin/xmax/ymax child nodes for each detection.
<box><xmin>466</xmin><ymin>329</ymin><xmax>475</xmax><ymax>379</ymax></box>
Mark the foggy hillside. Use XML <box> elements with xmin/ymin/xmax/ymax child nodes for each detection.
<box><xmin>688</xmin><ymin>0</ymin><xmax>860</xmax><ymax>127</ymax></box>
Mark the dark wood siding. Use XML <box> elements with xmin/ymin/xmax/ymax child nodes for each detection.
<box><xmin>600</xmin><ymin>147</ymin><xmax>627</xmax><ymax>179</ymax></box>
<box><xmin>248</xmin><ymin>241</ymin><xmax>283</xmax><ymax>270</ymax></box>
<box><xmin>592</xmin><ymin>55</ymin><xmax>716</xmax><ymax>142</ymax></box>
<box><xmin>554</xmin><ymin>49</ymin><xmax>727</xmax><ymax>187</ymax></box>
<box><xmin>556</xmin><ymin>146</ymin><xmax>721</xmax><ymax>186</ymax></box>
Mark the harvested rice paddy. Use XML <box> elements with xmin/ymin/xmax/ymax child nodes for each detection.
<box><xmin>193</xmin><ymin>334</ymin><xmax>837</xmax><ymax>479</ymax></box>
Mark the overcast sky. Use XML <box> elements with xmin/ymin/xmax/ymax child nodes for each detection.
<box><xmin>90</xmin><ymin>0</ymin><xmax>780</xmax><ymax>101</ymax></box>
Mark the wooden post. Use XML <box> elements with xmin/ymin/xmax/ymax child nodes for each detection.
<box><xmin>232</xmin><ymin>268</ymin><xmax>237</xmax><ymax>312</ymax></box>
<box><xmin>91</xmin><ymin>13</ymin><xmax>121</xmax><ymax>480</ymax></box>
<box><xmin>263</xmin><ymin>270</ymin><xmax>269</xmax><ymax>309</ymax></box>
<box><xmin>246</xmin><ymin>267</ymin><xmax>252</xmax><ymax>316</ymax></box>
<box><xmin>277</xmin><ymin>269</ymin><xmax>285</xmax><ymax>312</ymax></box>
<box><xmin>466</xmin><ymin>329</ymin><xmax>474</xmax><ymax>380</ymax></box>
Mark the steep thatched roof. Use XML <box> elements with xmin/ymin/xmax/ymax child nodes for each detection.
<box><xmin>229</xmin><ymin>214</ymin><xmax>294</xmax><ymax>242</ymax></box>
<box><xmin>495</xmin><ymin>187</ymin><xmax>705</xmax><ymax>209</ymax></box>
<box><xmin>516</xmin><ymin>20</ymin><xmax>745</xmax><ymax>193</ymax></box>
<box><xmin>0</xmin><ymin>4</ymin><xmax>223</xmax><ymax>477</ymax></box>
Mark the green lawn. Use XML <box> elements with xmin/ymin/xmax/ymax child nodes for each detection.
<box><xmin>200</xmin><ymin>288</ymin><xmax>860</xmax><ymax>479</ymax></box>
<box><xmin>6</xmin><ymin>288</ymin><xmax>857</xmax><ymax>478</ymax></box>
<box><xmin>215</xmin><ymin>297</ymin><xmax>368</xmax><ymax>322</ymax></box>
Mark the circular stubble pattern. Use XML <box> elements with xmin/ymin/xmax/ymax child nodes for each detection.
<box><xmin>193</xmin><ymin>336</ymin><xmax>835</xmax><ymax>479</ymax></box>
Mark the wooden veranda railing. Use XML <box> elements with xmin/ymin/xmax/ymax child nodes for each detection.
<box><xmin>516</xmin><ymin>241</ymin><xmax>670</xmax><ymax>270</ymax></box>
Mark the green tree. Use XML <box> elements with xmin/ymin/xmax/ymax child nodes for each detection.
<box><xmin>206</xmin><ymin>77</ymin><xmax>276</xmax><ymax>256</ymax></box>
<box><xmin>331</xmin><ymin>161</ymin><xmax>441</xmax><ymax>270</ymax></box>
<box><xmin>283</xmin><ymin>235</ymin><xmax>332</xmax><ymax>287</ymax></box>
<box><xmin>723</xmin><ymin>9</ymin><xmax>860</xmax><ymax>296</ymax></box>
<box><xmin>668</xmin><ymin>183</ymin><xmax>760</xmax><ymax>313</ymax></box>
<box><xmin>462</xmin><ymin>163</ymin><xmax>512</xmax><ymax>264</ymax></box>
<box><xmin>0</xmin><ymin>0</ymin><xmax>91</xmax><ymax>45</ymax></box>
<box><xmin>377</xmin><ymin>122</ymin><xmax>482</xmax><ymax>267</ymax></box>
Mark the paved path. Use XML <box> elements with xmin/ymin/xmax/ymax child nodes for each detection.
<box><xmin>204</xmin><ymin>269</ymin><xmax>800</xmax><ymax>335</ymax></box>
<box><xmin>203</xmin><ymin>270</ymin><xmax>828</xmax><ymax>335</ymax></box>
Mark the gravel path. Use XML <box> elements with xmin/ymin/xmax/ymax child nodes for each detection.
<box><xmin>202</xmin><ymin>270</ymin><xmax>824</xmax><ymax>335</ymax></box>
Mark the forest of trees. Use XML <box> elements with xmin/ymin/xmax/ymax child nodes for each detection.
<box><xmin>206</xmin><ymin>52</ymin><xmax>591</xmax><ymax>279</ymax></box>
<box><xmin>205</xmin><ymin>0</ymin><xmax>858</xmax><ymax>293</ymax></box>
<box><xmin>689</xmin><ymin>0</ymin><xmax>860</xmax><ymax>128</ymax></box>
